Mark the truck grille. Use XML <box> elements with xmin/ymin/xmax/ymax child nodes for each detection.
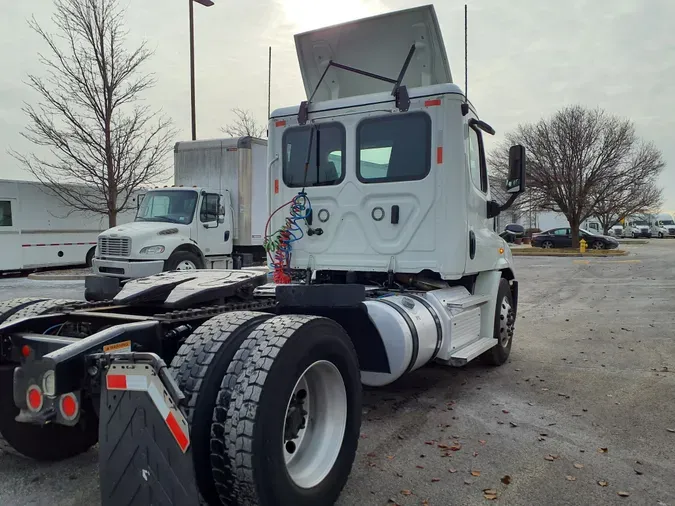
<box><xmin>98</xmin><ymin>237</ymin><xmax>131</xmax><ymax>257</ymax></box>
<box><xmin>669</xmin><ymin>229</ymin><xmax>675</xmax><ymax>236</ymax></box>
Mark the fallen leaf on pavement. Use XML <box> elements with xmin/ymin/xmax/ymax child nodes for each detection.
<box><xmin>422</xmin><ymin>500</ymin><xmax>429</xmax><ymax>506</ymax></box>
<box><xmin>598</xmin><ymin>447</ymin><xmax>608</xmax><ymax>453</ymax></box>
<box><xmin>449</xmin><ymin>468</ymin><xmax>457</xmax><ymax>473</ymax></box>
<box><xmin>510</xmin><ymin>421</ymin><xmax>518</xmax><ymax>427</ymax></box>
<box><xmin>573</xmin><ymin>463</ymin><xmax>584</xmax><ymax>469</ymax></box>
<box><xmin>617</xmin><ymin>491</ymin><xmax>630</xmax><ymax>497</ymax></box>
<box><xmin>479</xmin><ymin>440</ymin><xmax>487</xmax><ymax>445</ymax></box>
<box><xmin>501</xmin><ymin>475</ymin><xmax>511</xmax><ymax>485</ymax></box>
<box><xmin>431</xmin><ymin>478</ymin><xmax>440</xmax><ymax>483</ymax></box>
<box><xmin>667</xmin><ymin>428</ymin><xmax>675</xmax><ymax>433</ymax></box>
<box><xmin>598</xmin><ymin>480</ymin><xmax>608</xmax><ymax>487</ymax></box>
<box><xmin>450</xmin><ymin>445</ymin><xmax>462</xmax><ymax>451</ymax></box>
<box><xmin>367</xmin><ymin>452</ymin><xmax>376</xmax><ymax>457</ymax></box>
<box><xmin>401</xmin><ymin>489</ymin><xmax>412</xmax><ymax>496</ymax></box>
<box><xmin>473</xmin><ymin>451</ymin><xmax>479</xmax><ymax>457</ymax></box>
<box><xmin>425</xmin><ymin>441</ymin><xmax>435</xmax><ymax>445</ymax></box>
<box><xmin>483</xmin><ymin>489</ymin><xmax>498</xmax><ymax>500</ymax></box>
<box><xmin>544</xmin><ymin>455</ymin><xmax>555</xmax><ymax>461</ymax></box>
<box><xmin>464</xmin><ymin>479</ymin><xmax>472</xmax><ymax>485</ymax></box>
<box><xmin>386</xmin><ymin>499</ymin><xmax>399</xmax><ymax>505</ymax></box>
<box><xmin>416</xmin><ymin>465</ymin><xmax>425</xmax><ymax>469</ymax></box>
<box><xmin>502</xmin><ymin>410</ymin><xmax>510</xmax><ymax>414</ymax></box>
<box><xmin>387</xmin><ymin>455</ymin><xmax>394</xmax><ymax>460</ymax></box>
<box><xmin>566</xmin><ymin>475</ymin><xmax>576</xmax><ymax>481</ymax></box>
<box><xmin>634</xmin><ymin>469</ymin><xmax>643</xmax><ymax>475</ymax></box>
<box><xmin>471</xmin><ymin>470</ymin><xmax>481</xmax><ymax>477</ymax></box>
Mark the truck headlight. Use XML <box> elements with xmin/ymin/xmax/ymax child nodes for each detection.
<box><xmin>42</xmin><ymin>370</ymin><xmax>56</xmax><ymax>397</ymax></box>
<box><xmin>140</xmin><ymin>245</ymin><xmax>165</xmax><ymax>255</ymax></box>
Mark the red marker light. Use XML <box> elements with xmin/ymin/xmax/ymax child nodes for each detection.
<box><xmin>21</xmin><ymin>345</ymin><xmax>31</xmax><ymax>357</ymax></box>
<box><xmin>27</xmin><ymin>386</ymin><xmax>43</xmax><ymax>411</ymax></box>
<box><xmin>60</xmin><ymin>394</ymin><xmax>78</xmax><ymax>419</ymax></box>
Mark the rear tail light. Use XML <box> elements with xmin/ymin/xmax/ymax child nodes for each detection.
<box><xmin>21</xmin><ymin>345</ymin><xmax>32</xmax><ymax>358</ymax></box>
<box><xmin>59</xmin><ymin>393</ymin><xmax>79</xmax><ymax>421</ymax></box>
<box><xmin>26</xmin><ymin>385</ymin><xmax>43</xmax><ymax>412</ymax></box>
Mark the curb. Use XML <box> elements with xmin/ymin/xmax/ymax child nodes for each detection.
<box><xmin>511</xmin><ymin>250</ymin><xmax>629</xmax><ymax>258</ymax></box>
<box><xmin>28</xmin><ymin>273</ymin><xmax>89</xmax><ymax>281</ymax></box>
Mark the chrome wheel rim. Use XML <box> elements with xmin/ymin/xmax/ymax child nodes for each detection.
<box><xmin>283</xmin><ymin>360</ymin><xmax>347</xmax><ymax>489</ymax></box>
<box><xmin>176</xmin><ymin>260</ymin><xmax>197</xmax><ymax>270</ymax></box>
<box><xmin>498</xmin><ymin>298</ymin><xmax>515</xmax><ymax>347</ymax></box>
<box><xmin>543</xmin><ymin>241</ymin><xmax>553</xmax><ymax>249</ymax></box>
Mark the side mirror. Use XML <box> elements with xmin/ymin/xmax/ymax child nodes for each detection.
<box><xmin>506</xmin><ymin>145</ymin><xmax>526</xmax><ymax>194</ymax></box>
<box><xmin>137</xmin><ymin>193</ymin><xmax>146</xmax><ymax>210</ymax></box>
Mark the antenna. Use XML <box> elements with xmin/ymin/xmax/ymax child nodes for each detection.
<box><xmin>462</xmin><ymin>4</ymin><xmax>470</xmax><ymax>116</ymax></box>
<box><xmin>267</xmin><ymin>46</ymin><xmax>272</xmax><ymax>120</ymax></box>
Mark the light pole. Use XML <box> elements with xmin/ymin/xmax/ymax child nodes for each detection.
<box><xmin>189</xmin><ymin>0</ymin><xmax>214</xmax><ymax>140</ymax></box>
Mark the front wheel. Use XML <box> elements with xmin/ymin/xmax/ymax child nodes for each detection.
<box><xmin>165</xmin><ymin>251</ymin><xmax>204</xmax><ymax>271</ymax></box>
<box><xmin>658</xmin><ymin>232</ymin><xmax>664</xmax><ymax>238</ymax></box>
<box><xmin>541</xmin><ymin>240</ymin><xmax>554</xmax><ymax>249</ymax></box>
<box><xmin>217</xmin><ymin>315</ymin><xmax>362</xmax><ymax>506</ymax></box>
<box><xmin>591</xmin><ymin>241</ymin><xmax>605</xmax><ymax>250</ymax></box>
<box><xmin>483</xmin><ymin>278</ymin><xmax>515</xmax><ymax>366</ymax></box>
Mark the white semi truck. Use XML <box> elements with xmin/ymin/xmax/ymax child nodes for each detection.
<box><xmin>650</xmin><ymin>213</ymin><xmax>675</xmax><ymax>238</ymax></box>
<box><xmin>0</xmin><ymin>5</ymin><xmax>527</xmax><ymax>506</ymax></box>
<box><xmin>87</xmin><ymin>136</ymin><xmax>268</xmax><ymax>299</ymax></box>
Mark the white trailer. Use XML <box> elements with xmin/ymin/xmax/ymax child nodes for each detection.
<box><xmin>88</xmin><ymin>137</ymin><xmax>268</xmax><ymax>298</ymax></box>
<box><xmin>0</xmin><ymin>179</ymin><xmax>135</xmax><ymax>273</ymax></box>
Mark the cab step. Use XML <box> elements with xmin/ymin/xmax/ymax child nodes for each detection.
<box><xmin>445</xmin><ymin>294</ymin><xmax>491</xmax><ymax>309</ymax></box>
<box><xmin>447</xmin><ymin>337</ymin><xmax>497</xmax><ymax>366</ymax></box>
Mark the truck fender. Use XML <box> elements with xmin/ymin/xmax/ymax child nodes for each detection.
<box><xmin>167</xmin><ymin>244</ymin><xmax>206</xmax><ymax>269</ymax></box>
<box><xmin>473</xmin><ymin>270</ymin><xmax>502</xmax><ymax>338</ymax></box>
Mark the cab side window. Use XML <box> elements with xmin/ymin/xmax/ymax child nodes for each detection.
<box><xmin>200</xmin><ymin>194</ymin><xmax>220</xmax><ymax>223</ymax></box>
<box><xmin>468</xmin><ymin>126</ymin><xmax>488</xmax><ymax>193</ymax></box>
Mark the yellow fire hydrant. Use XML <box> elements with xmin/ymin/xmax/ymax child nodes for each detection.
<box><xmin>580</xmin><ymin>238</ymin><xmax>587</xmax><ymax>253</ymax></box>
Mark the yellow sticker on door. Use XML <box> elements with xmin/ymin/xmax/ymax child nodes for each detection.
<box><xmin>103</xmin><ymin>340</ymin><xmax>132</xmax><ymax>354</ymax></box>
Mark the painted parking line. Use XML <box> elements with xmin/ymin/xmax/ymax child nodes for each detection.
<box><xmin>573</xmin><ymin>259</ymin><xmax>641</xmax><ymax>265</ymax></box>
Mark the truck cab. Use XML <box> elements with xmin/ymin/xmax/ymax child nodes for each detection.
<box><xmin>622</xmin><ymin>218</ymin><xmax>652</xmax><ymax>238</ymax></box>
<box><xmin>651</xmin><ymin>216</ymin><xmax>675</xmax><ymax>238</ymax></box>
<box><xmin>93</xmin><ymin>186</ymin><xmax>231</xmax><ymax>279</ymax></box>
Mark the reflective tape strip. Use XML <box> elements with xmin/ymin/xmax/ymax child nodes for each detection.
<box><xmin>106</xmin><ymin>374</ymin><xmax>147</xmax><ymax>390</ymax></box>
<box><xmin>105</xmin><ymin>367</ymin><xmax>190</xmax><ymax>452</ymax></box>
<box><xmin>21</xmin><ymin>242</ymin><xmax>97</xmax><ymax>248</ymax></box>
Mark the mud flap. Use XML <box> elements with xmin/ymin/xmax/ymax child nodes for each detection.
<box><xmin>98</xmin><ymin>355</ymin><xmax>200</xmax><ymax>506</ymax></box>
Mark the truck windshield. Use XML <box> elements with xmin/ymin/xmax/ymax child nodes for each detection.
<box><xmin>136</xmin><ymin>190</ymin><xmax>198</xmax><ymax>224</ymax></box>
<box><xmin>633</xmin><ymin>221</ymin><xmax>648</xmax><ymax>226</ymax></box>
<box><xmin>660</xmin><ymin>220</ymin><xmax>674</xmax><ymax>225</ymax></box>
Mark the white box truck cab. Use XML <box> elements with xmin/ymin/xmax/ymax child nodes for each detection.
<box><xmin>88</xmin><ymin>137</ymin><xmax>268</xmax><ymax>299</ymax></box>
<box><xmin>650</xmin><ymin>213</ymin><xmax>675</xmax><ymax>238</ymax></box>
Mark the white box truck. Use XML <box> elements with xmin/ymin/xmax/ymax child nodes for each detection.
<box><xmin>87</xmin><ymin>136</ymin><xmax>269</xmax><ymax>299</ymax></box>
<box><xmin>0</xmin><ymin>179</ymin><xmax>135</xmax><ymax>273</ymax></box>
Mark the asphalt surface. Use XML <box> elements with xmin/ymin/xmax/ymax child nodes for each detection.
<box><xmin>0</xmin><ymin>241</ymin><xmax>674</xmax><ymax>506</ymax></box>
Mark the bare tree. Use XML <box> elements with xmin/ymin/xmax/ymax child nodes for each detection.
<box><xmin>594</xmin><ymin>177</ymin><xmax>662</xmax><ymax>234</ymax></box>
<box><xmin>488</xmin><ymin>105</ymin><xmax>665</xmax><ymax>247</ymax></box>
<box><xmin>221</xmin><ymin>108</ymin><xmax>266</xmax><ymax>138</ymax></box>
<box><xmin>9</xmin><ymin>0</ymin><xmax>176</xmax><ymax>227</ymax></box>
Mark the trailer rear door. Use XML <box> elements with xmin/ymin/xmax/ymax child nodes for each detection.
<box><xmin>0</xmin><ymin>198</ymin><xmax>22</xmax><ymax>270</ymax></box>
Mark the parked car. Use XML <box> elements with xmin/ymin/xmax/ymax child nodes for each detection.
<box><xmin>499</xmin><ymin>224</ymin><xmax>525</xmax><ymax>244</ymax></box>
<box><xmin>532</xmin><ymin>227</ymin><xmax>619</xmax><ymax>249</ymax></box>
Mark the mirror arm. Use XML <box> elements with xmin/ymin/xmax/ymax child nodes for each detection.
<box><xmin>488</xmin><ymin>193</ymin><xmax>521</xmax><ymax>219</ymax></box>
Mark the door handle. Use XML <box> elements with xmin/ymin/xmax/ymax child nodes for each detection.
<box><xmin>224</xmin><ymin>231</ymin><xmax>230</xmax><ymax>241</ymax></box>
<box><xmin>469</xmin><ymin>230</ymin><xmax>476</xmax><ymax>259</ymax></box>
<box><xmin>391</xmin><ymin>205</ymin><xmax>400</xmax><ymax>224</ymax></box>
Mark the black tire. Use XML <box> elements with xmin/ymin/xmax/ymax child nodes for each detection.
<box><xmin>0</xmin><ymin>365</ymin><xmax>98</xmax><ymax>460</ymax></box>
<box><xmin>541</xmin><ymin>240</ymin><xmax>554</xmax><ymax>249</ymax></box>
<box><xmin>219</xmin><ymin>315</ymin><xmax>362</xmax><ymax>506</ymax></box>
<box><xmin>0</xmin><ymin>298</ymin><xmax>47</xmax><ymax>324</ymax></box>
<box><xmin>165</xmin><ymin>251</ymin><xmax>204</xmax><ymax>271</ymax></box>
<box><xmin>4</xmin><ymin>299</ymin><xmax>79</xmax><ymax>323</ymax></box>
<box><xmin>483</xmin><ymin>278</ymin><xmax>515</xmax><ymax>366</ymax></box>
<box><xmin>591</xmin><ymin>241</ymin><xmax>605</xmax><ymax>250</ymax></box>
<box><xmin>85</xmin><ymin>247</ymin><xmax>96</xmax><ymax>267</ymax></box>
<box><xmin>169</xmin><ymin>311</ymin><xmax>273</xmax><ymax>506</ymax></box>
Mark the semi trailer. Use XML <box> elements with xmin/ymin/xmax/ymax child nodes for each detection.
<box><xmin>0</xmin><ymin>5</ymin><xmax>527</xmax><ymax>506</ymax></box>
<box><xmin>86</xmin><ymin>136</ymin><xmax>269</xmax><ymax>300</ymax></box>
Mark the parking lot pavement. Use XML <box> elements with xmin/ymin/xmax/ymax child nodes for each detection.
<box><xmin>0</xmin><ymin>277</ymin><xmax>85</xmax><ymax>303</ymax></box>
<box><xmin>1</xmin><ymin>240</ymin><xmax>674</xmax><ymax>506</ymax></box>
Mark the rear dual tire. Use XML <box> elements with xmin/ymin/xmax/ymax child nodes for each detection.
<box><xmin>217</xmin><ymin>315</ymin><xmax>362</xmax><ymax>506</ymax></box>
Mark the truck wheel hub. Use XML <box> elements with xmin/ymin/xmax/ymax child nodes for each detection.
<box><xmin>282</xmin><ymin>360</ymin><xmax>348</xmax><ymax>489</ymax></box>
<box><xmin>499</xmin><ymin>299</ymin><xmax>515</xmax><ymax>347</ymax></box>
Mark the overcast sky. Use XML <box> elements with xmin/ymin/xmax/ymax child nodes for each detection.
<box><xmin>2</xmin><ymin>0</ymin><xmax>673</xmax><ymax>210</ymax></box>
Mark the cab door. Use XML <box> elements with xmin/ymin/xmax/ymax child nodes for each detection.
<box><xmin>195</xmin><ymin>192</ymin><xmax>231</xmax><ymax>256</ymax></box>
